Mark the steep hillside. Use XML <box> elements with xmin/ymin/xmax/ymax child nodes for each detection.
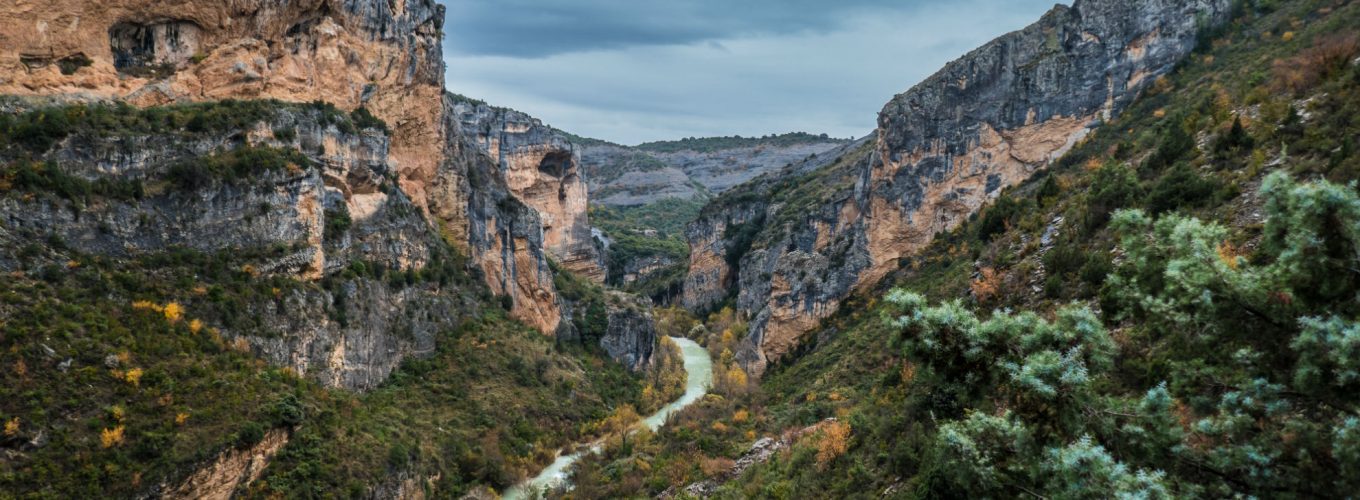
<box><xmin>562</xmin><ymin>0</ymin><xmax>1360</xmax><ymax>496</ymax></box>
<box><xmin>0</xmin><ymin>99</ymin><xmax>644</xmax><ymax>498</ymax></box>
<box><xmin>689</xmin><ymin>0</ymin><xmax>1237</xmax><ymax>376</ymax></box>
<box><xmin>0</xmin><ymin>0</ymin><xmax>661</xmax><ymax>497</ymax></box>
<box><xmin>0</xmin><ymin>0</ymin><xmax>600</xmax><ymax>336</ymax></box>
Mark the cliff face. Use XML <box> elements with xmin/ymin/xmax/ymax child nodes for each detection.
<box><xmin>0</xmin><ymin>102</ymin><xmax>475</xmax><ymax>391</ymax></box>
<box><xmin>454</xmin><ymin>101</ymin><xmax>606</xmax><ymax>284</ymax></box>
<box><xmin>0</xmin><ymin>0</ymin><xmax>447</xmax><ymax>215</ymax></box>
<box><xmin>863</xmin><ymin>0</ymin><xmax>1233</xmax><ymax>287</ymax></box>
<box><xmin>0</xmin><ymin>0</ymin><xmax>596</xmax><ymax>337</ymax></box>
<box><xmin>600</xmin><ymin>291</ymin><xmax>658</xmax><ymax>371</ymax></box>
<box><xmin>689</xmin><ymin>0</ymin><xmax>1233</xmax><ymax>376</ymax></box>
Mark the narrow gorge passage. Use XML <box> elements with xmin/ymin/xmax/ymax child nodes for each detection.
<box><xmin>506</xmin><ymin>337</ymin><xmax>714</xmax><ymax>499</ymax></box>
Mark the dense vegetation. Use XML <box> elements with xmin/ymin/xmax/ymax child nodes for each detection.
<box><xmin>0</xmin><ymin>99</ymin><xmax>647</xmax><ymax>498</ymax></box>
<box><xmin>635</xmin><ymin>132</ymin><xmax>851</xmax><ymax>154</ymax></box>
<box><xmin>590</xmin><ymin>199</ymin><xmax>704</xmax><ymax>304</ymax></box>
<box><xmin>0</xmin><ymin>98</ymin><xmax>385</xmax><ymax>159</ymax></box>
<box><xmin>561</xmin><ymin>0</ymin><xmax>1360</xmax><ymax>497</ymax></box>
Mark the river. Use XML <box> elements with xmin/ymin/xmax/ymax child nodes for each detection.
<box><xmin>504</xmin><ymin>336</ymin><xmax>713</xmax><ymax>499</ymax></box>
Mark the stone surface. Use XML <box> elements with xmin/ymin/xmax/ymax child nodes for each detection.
<box><xmin>686</xmin><ymin>0</ymin><xmax>1234</xmax><ymax>376</ymax></box>
<box><xmin>0</xmin><ymin>0</ymin><xmax>447</xmax><ymax>216</ymax></box>
<box><xmin>0</xmin><ymin>104</ymin><xmax>473</xmax><ymax>391</ymax></box>
<box><xmin>600</xmin><ymin>291</ymin><xmax>657</xmax><ymax>370</ymax></box>
<box><xmin>162</xmin><ymin>429</ymin><xmax>290</xmax><ymax>500</ymax></box>
<box><xmin>454</xmin><ymin>100</ymin><xmax>606</xmax><ymax>283</ymax></box>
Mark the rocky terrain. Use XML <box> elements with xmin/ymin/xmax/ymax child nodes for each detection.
<box><xmin>578</xmin><ymin>133</ymin><xmax>851</xmax><ymax>206</ymax></box>
<box><xmin>687</xmin><ymin>0</ymin><xmax>1236</xmax><ymax>376</ymax></box>
<box><xmin>0</xmin><ymin>0</ymin><xmax>629</xmax><ymax>340</ymax></box>
<box><xmin>0</xmin><ymin>1</ymin><xmax>658</xmax><ymax>497</ymax></box>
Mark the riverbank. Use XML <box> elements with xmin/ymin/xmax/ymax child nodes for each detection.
<box><xmin>505</xmin><ymin>337</ymin><xmax>713</xmax><ymax>499</ymax></box>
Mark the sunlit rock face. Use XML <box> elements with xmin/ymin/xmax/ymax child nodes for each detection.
<box><xmin>452</xmin><ymin>101</ymin><xmax>606</xmax><ymax>284</ymax></box>
<box><xmin>0</xmin><ymin>0</ymin><xmax>448</xmax><ymax>215</ymax></box>
<box><xmin>0</xmin><ymin>0</ymin><xmax>607</xmax><ymax>336</ymax></box>
<box><xmin>685</xmin><ymin>0</ymin><xmax>1234</xmax><ymax>376</ymax></box>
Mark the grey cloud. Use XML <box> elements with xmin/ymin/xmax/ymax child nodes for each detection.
<box><xmin>444</xmin><ymin>0</ymin><xmax>910</xmax><ymax>57</ymax></box>
<box><xmin>444</xmin><ymin>0</ymin><xmax>1062</xmax><ymax>144</ymax></box>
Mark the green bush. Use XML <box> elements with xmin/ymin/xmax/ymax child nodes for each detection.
<box><xmin>1144</xmin><ymin>164</ymin><xmax>1219</xmax><ymax>214</ymax></box>
<box><xmin>1084</xmin><ymin>163</ymin><xmax>1143</xmax><ymax>231</ymax></box>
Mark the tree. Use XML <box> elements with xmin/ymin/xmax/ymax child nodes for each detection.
<box><xmin>1084</xmin><ymin>162</ymin><xmax>1143</xmax><ymax>231</ymax></box>
<box><xmin>816</xmin><ymin>420</ymin><xmax>852</xmax><ymax>471</ymax></box>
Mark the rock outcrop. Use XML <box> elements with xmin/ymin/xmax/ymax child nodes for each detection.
<box><xmin>453</xmin><ymin>100</ymin><xmax>606</xmax><ymax>284</ymax></box>
<box><xmin>0</xmin><ymin>0</ymin><xmax>599</xmax><ymax>337</ymax></box>
<box><xmin>599</xmin><ymin>291</ymin><xmax>658</xmax><ymax>370</ymax></box>
<box><xmin>0</xmin><ymin>101</ymin><xmax>474</xmax><ymax>390</ymax></box>
<box><xmin>0</xmin><ymin>0</ymin><xmax>447</xmax><ymax>215</ymax></box>
<box><xmin>688</xmin><ymin>0</ymin><xmax>1234</xmax><ymax>376</ymax></box>
<box><xmin>162</xmin><ymin>429</ymin><xmax>290</xmax><ymax>500</ymax></box>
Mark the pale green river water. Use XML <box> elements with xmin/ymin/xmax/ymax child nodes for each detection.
<box><xmin>504</xmin><ymin>337</ymin><xmax>713</xmax><ymax>499</ymax></box>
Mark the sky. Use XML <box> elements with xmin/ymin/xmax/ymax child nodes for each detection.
<box><xmin>443</xmin><ymin>0</ymin><xmax>1060</xmax><ymax>145</ymax></box>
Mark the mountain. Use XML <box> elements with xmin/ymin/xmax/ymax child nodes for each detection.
<box><xmin>687</xmin><ymin>0</ymin><xmax>1237</xmax><ymax>376</ymax></box>
<box><xmin>0</xmin><ymin>0</ymin><xmax>656</xmax><ymax>496</ymax></box>
<box><xmin>563</xmin><ymin>0</ymin><xmax>1360</xmax><ymax>497</ymax></box>
<box><xmin>4</xmin><ymin>0</ymin><xmax>1360</xmax><ymax>497</ymax></box>
<box><xmin>576</xmin><ymin>133</ymin><xmax>853</xmax><ymax>206</ymax></box>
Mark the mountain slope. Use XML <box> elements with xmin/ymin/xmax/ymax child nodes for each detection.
<box><xmin>688</xmin><ymin>0</ymin><xmax>1237</xmax><ymax>376</ymax></box>
<box><xmin>0</xmin><ymin>1</ymin><xmax>660</xmax><ymax>497</ymax></box>
<box><xmin>559</xmin><ymin>0</ymin><xmax>1360</xmax><ymax>496</ymax></box>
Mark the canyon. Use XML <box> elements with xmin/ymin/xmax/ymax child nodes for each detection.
<box><xmin>0</xmin><ymin>0</ymin><xmax>1284</xmax><ymax>496</ymax></box>
<box><xmin>0</xmin><ymin>0</ymin><xmax>646</xmax><ymax>356</ymax></box>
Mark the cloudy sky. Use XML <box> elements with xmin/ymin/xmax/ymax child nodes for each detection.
<box><xmin>443</xmin><ymin>0</ymin><xmax>1060</xmax><ymax>145</ymax></box>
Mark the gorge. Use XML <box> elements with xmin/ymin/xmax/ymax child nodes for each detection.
<box><xmin>4</xmin><ymin>0</ymin><xmax>1360</xmax><ymax>497</ymax></box>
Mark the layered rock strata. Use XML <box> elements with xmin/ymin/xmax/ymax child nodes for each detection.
<box><xmin>688</xmin><ymin>0</ymin><xmax>1234</xmax><ymax>376</ymax></box>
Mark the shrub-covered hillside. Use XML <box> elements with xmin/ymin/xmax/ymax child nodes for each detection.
<box><xmin>561</xmin><ymin>0</ymin><xmax>1360</xmax><ymax>497</ymax></box>
<box><xmin>0</xmin><ymin>99</ymin><xmax>647</xmax><ymax>498</ymax></box>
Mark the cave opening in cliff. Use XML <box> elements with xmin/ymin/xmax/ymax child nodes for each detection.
<box><xmin>109</xmin><ymin>20</ymin><xmax>201</xmax><ymax>75</ymax></box>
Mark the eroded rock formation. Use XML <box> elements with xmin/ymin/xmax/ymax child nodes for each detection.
<box><xmin>0</xmin><ymin>102</ymin><xmax>473</xmax><ymax>390</ymax></box>
<box><xmin>689</xmin><ymin>0</ymin><xmax>1234</xmax><ymax>376</ymax></box>
<box><xmin>453</xmin><ymin>100</ymin><xmax>606</xmax><ymax>284</ymax></box>
<box><xmin>0</xmin><ymin>0</ymin><xmax>602</xmax><ymax>336</ymax></box>
<box><xmin>0</xmin><ymin>0</ymin><xmax>447</xmax><ymax>214</ymax></box>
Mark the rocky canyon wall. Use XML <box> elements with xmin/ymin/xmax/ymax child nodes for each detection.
<box><xmin>0</xmin><ymin>0</ymin><xmax>448</xmax><ymax>214</ymax></box>
<box><xmin>0</xmin><ymin>0</ymin><xmax>599</xmax><ymax>337</ymax></box>
<box><xmin>690</xmin><ymin>0</ymin><xmax>1234</xmax><ymax>376</ymax></box>
<box><xmin>452</xmin><ymin>100</ymin><xmax>606</xmax><ymax>284</ymax></box>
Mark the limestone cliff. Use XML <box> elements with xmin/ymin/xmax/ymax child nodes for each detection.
<box><xmin>0</xmin><ymin>0</ymin><xmax>592</xmax><ymax>337</ymax></box>
<box><xmin>0</xmin><ymin>100</ymin><xmax>475</xmax><ymax>391</ymax></box>
<box><xmin>689</xmin><ymin>0</ymin><xmax>1234</xmax><ymax>376</ymax></box>
<box><xmin>0</xmin><ymin>0</ymin><xmax>447</xmax><ymax>215</ymax></box>
<box><xmin>453</xmin><ymin>100</ymin><xmax>606</xmax><ymax>284</ymax></box>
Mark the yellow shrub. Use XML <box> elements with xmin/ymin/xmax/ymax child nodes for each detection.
<box><xmin>175</xmin><ymin>413</ymin><xmax>189</xmax><ymax>426</ymax></box>
<box><xmin>816</xmin><ymin>421</ymin><xmax>852</xmax><ymax>470</ymax></box>
<box><xmin>101</xmin><ymin>426</ymin><xmax>125</xmax><ymax>448</ymax></box>
<box><xmin>711</xmin><ymin>421</ymin><xmax>728</xmax><ymax>433</ymax></box>
<box><xmin>732</xmin><ymin>409</ymin><xmax>749</xmax><ymax>423</ymax></box>
<box><xmin>188</xmin><ymin>319</ymin><xmax>203</xmax><ymax>334</ymax></box>
<box><xmin>163</xmin><ymin>302</ymin><xmax>184</xmax><ymax>323</ymax></box>
<box><xmin>132</xmin><ymin>300</ymin><xmax>161</xmax><ymax>313</ymax></box>
<box><xmin>110</xmin><ymin>405</ymin><xmax>125</xmax><ymax>423</ymax></box>
<box><xmin>4</xmin><ymin>417</ymin><xmax>18</xmax><ymax>437</ymax></box>
<box><xmin>124</xmin><ymin>368</ymin><xmax>143</xmax><ymax>387</ymax></box>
